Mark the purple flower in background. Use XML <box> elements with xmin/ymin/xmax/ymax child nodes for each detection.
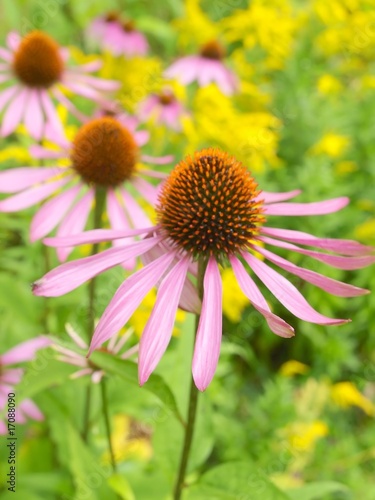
<box><xmin>138</xmin><ymin>89</ymin><xmax>187</xmax><ymax>131</ymax></box>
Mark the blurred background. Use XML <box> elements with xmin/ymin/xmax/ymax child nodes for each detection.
<box><xmin>1</xmin><ymin>1</ymin><xmax>375</xmax><ymax>499</ymax></box>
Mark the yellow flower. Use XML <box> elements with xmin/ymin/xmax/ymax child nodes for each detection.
<box><xmin>310</xmin><ymin>132</ymin><xmax>350</xmax><ymax>158</ymax></box>
<box><xmin>0</xmin><ymin>145</ymin><xmax>32</xmax><ymax>164</ymax></box>
<box><xmin>222</xmin><ymin>268</ymin><xmax>249</xmax><ymax>323</ymax></box>
<box><xmin>355</xmin><ymin>219</ymin><xmax>375</xmax><ymax>242</ymax></box>
<box><xmin>184</xmin><ymin>85</ymin><xmax>281</xmax><ymax>172</ymax></box>
<box><xmin>102</xmin><ymin>414</ymin><xmax>152</xmax><ymax>464</ymax></box>
<box><xmin>317</xmin><ymin>74</ymin><xmax>343</xmax><ymax>95</ymax></box>
<box><xmin>331</xmin><ymin>381</ymin><xmax>375</xmax><ymax>416</ymax></box>
<box><xmin>173</xmin><ymin>0</ymin><xmax>219</xmax><ymax>49</ymax></box>
<box><xmin>279</xmin><ymin>360</ymin><xmax>309</xmax><ymax>377</ymax></box>
<box><xmin>286</xmin><ymin>420</ymin><xmax>329</xmax><ymax>452</ymax></box>
<box><xmin>335</xmin><ymin>160</ymin><xmax>358</xmax><ymax>176</ymax></box>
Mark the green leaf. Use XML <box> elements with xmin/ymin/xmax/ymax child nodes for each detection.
<box><xmin>286</xmin><ymin>481</ymin><xmax>350</xmax><ymax>500</ymax></box>
<box><xmin>107</xmin><ymin>474</ymin><xmax>136</xmax><ymax>500</ymax></box>
<box><xmin>184</xmin><ymin>462</ymin><xmax>290</xmax><ymax>500</ymax></box>
<box><xmin>91</xmin><ymin>351</ymin><xmax>185</xmax><ymax>424</ymax></box>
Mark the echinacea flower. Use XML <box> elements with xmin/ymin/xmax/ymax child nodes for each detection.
<box><xmin>53</xmin><ymin>324</ymin><xmax>138</xmax><ymax>384</ymax></box>
<box><xmin>164</xmin><ymin>40</ymin><xmax>238</xmax><ymax>95</ymax></box>
<box><xmin>0</xmin><ymin>336</ymin><xmax>50</xmax><ymax>433</ymax></box>
<box><xmin>0</xmin><ymin>30</ymin><xmax>120</xmax><ymax>140</ymax></box>
<box><xmin>0</xmin><ymin>115</ymin><xmax>172</xmax><ymax>263</ymax></box>
<box><xmin>138</xmin><ymin>88</ymin><xmax>186</xmax><ymax>131</ymax></box>
<box><xmin>87</xmin><ymin>12</ymin><xmax>148</xmax><ymax>57</ymax></box>
<box><xmin>33</xmin><ymin>148</ymin><xmax>374</xmax><ymax>391</ymax></box>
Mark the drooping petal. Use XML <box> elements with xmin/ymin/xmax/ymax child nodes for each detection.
<box><xmin>0</xmin><ymin>47</ymin><xmax>12</xmax><ymax>62</ymax></box>
<box><xmin>192</xmin><ymin>257</ymin><xmax>223</xmax><ymax>391</ymax></box>
<box><xmin>44</xmin><ymin>226</ymin><xmax>155</xmax><ymax>247</ymax></box>
<box><xmin>243</xmin><ymin>253</ymin><xmax>349</xmax><ymax>325</ymax></box>
<box><xmin>1</xmin><ymin>336</ymin><xmax>51</xmax><ymax>365</ymax></box>
<box><xmin>0</xmin><ymin>368</ymin><xmax>23</xmax><ymax>385</ymax></box>
<box><xmin>53</xmin><ymin>87</ymin><xmax>89</xmax><ymax>123</ymax></box>
<box><xmin>121</xmin><ymin>188</ymin><xmax>151</xmax><ymax>228</ymax></box>
<box><xmin>261</xmin><ymin>227</ymin><xmax>373</xmax><ymax>256</ymax></box>
<box><xmin>55</xmin><ymin>189</ymin><xmax>94</xmax><ymax>262</ymax></box>
<box><xmin>39</xmin><ymin>90</ymin><xmax>65</xmax><ymax>140</ymax></box>
<box><xmin>0</xmin><ymin>176</ymin><xmax>71</xmax><ymax>212</ymax></box>
<box><xmin>107</xmin><ymin>189</ymin><xmax>135</xmax><ymax>269</ymax></box>
<box><xmin>24</xmin><ymin>88</ymin><xmax>44</xmax><ymax>140</ymax></box>
<box><xmin>132</xmin><ymin>177</ymin><xmax>159</xmax><ymax>205</ymax></box>
<box><xmin>139</xmin><ymin>258</ymin><xmax>190</xmax><ymax>385</ymax></box>
<box><xmin>0</xmin><ymin>85</ymin><xmax>20</xmax><ymax>113</ymax></box>
<box><xmin>0</xmin><ymin>167</ymin><xmax>61</xmax><ymax>193</ymax></box>
<box><xmin>263</xmin><ymin>197</ymin><xmax>349</xmax><ymax>216</ymax></box>
<box><xmin>231</xmin><ymin>256</ymin><xmax>295</xmax><ymax>338</ymax></box>
<box><xmin>1</xmin><ymin>87</ymin><xmax>29</xmax><ymax>136</ymax></box>
<box><xmin>30</xmin><ymin>184</ymin><xmax>81</xmax><ymax>241</ymax></box>
<box><xmin>179</xmin><ymin>276</ymin><xmax>202</xmax><ymax>314</ymax></box>
<box><xmin>29</xmin><ymin>145</ymin><xmax>67</xmax><ymax>159</ymax></box>
<box><xmin>260</xmin><ymin>236</ymin><xmax>375</xmax><ymax>270</ymax></box>
<box><xmin>141</xmin><ymin>154</ymin><xmax>174</xmax><ymax>165</ymax></box>
<box><xmin>89</xmin><ymin>252</ymin><xmax>176</xmax><ymax>353</ymax></box>
<box><xmin>33</xmin><ymin>237</ymin><xmax>160</xmax><ymax>297</ymax></box>
<box><xmin>19</xmin><ymin>399</ymin><xmax>44</xmax><ymax>421</ymax></box>
<box><xmin>256</xmin><ymin>246</ymin><xmax>369</xmax><ymax>297</ymax></box>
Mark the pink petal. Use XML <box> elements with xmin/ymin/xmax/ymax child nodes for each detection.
<box><xmin>30</xmin><ymin>184</ymin><xmax>81</xmax><ymax>241</ymax></box>
<box><xmin>39</xmin><ymin>90</ymin><xmax>65</xmax><ymax>141</ymax></box>
<box><xmin>138</xmin><ymin>169</ymin><xmax>168</xmax><ymax>179</ymax></box>
<box><xmin>44</xmin><ymin>226</ymin><xmax>155</xmax><ymax>247</ymax></box>
<box><xmin>19</xmin><ymin>399</ymin><xmax>44</xmax><ymax>421</ymax></box>
<box><xmin>53</xmin><ymin>87</ymin><xmax>89</xmax><ymax>123</ymax></box>
<box><xmin>0</xmin><ymin>73</ymin><xmax>11</xmax><ymax>83</ymax></box>
<box><xmin>179</xmin><ymin>276</ymin><xmax>202</xmax><ymax>314</ymax></box>
<box><xmin>263</xmin><ymin>197</ymin><xmax>349</xmax><ymax>216</ymax></box>
<box><xmin>260</xmin><ymin>236</ymin><xmax>375</xmax><ymax>270</ymax></box>
<box><xmin>63</xmin><ymin>81</ymin><xmax>102</xmax><ymax>100</ymax></box>
<box><xmin>256</xmin><ymin>246</ymin><xmax>369</xmax><ymax>297</ymax></box>
<box><xmin>1</xmin><ymin>87</ymin><xmax>29</xmax><ymax>136</ymax></box>
<box><xmin>1</xmin><ymin>336</ymin><xmax>51</xmax><ymax>365</ymax></box>
<box><xmin>132</xmin><ymin>177</ymin><xmax>159</xmax><ymax>205</ymax></box>
<box><xmin>230</xmin><ymin>256</ymin><xmax>295</xmax><ymax>338</ymax></box>
<box><xmin>89</xmin><ymin>251</ymin><xmax>176</xmax><ymax>353</ymax></box>
<box><xmin>70</xmin><ymin>74</ymin><xmax>120</xmax><ymax>91</ymax></box>
<box><xmin>139</xmin><ymin>258</ymin><xmax>190</xmax><ymax>385</ymax></box>
<box><xmin>72</xmin><ymin>60</ymin><xmax>103</xmax><ymax>73</ymax></box>
<box><xmin>55</xmin><ymin>189</ymin><xmax>94</xmax><ymax>262</ymax></box>
<box><xmin>121</xmin><ymin>188</ymin><xmax>151</xmax><ymax>228</ymax></box>
<box><xmin>261</xmin><ymin>227</ymin><xmax>373</xmax><ymax>256</ymax></box>
<box><xmin>33</xmin><ymin>237</ymin><xmax>160</xmax><ymax>297</ymax></box>
<box><xmin>0</xmin><ymin>176</ymin><xmax>71</xmax><ymax>212</ymax></box>
<box><xmin>6</xmin><ymin>32</ymin><xmax>21</xmax><ymax>52</ymax></box>
<box><xmin>257</xmin><ymin>190</ymin><xmax>302</xmax><ymax>204</ymax></box>
<box><xmin>0</xmin><ymin>368</ymin><xmax>24</xmax><ymax>385</ymax></box>
<box><xmin>192</xmin><ymin>257</ymin><xmax>223</xmax><ymax>391</ymax></box>
<box><xmin>29</xmin><ymin>145</ymin><xmax>67</xmax><ymax>159</ymax></box>
<box><xmin>107</xmin><ymin>189</ymin><xmax>135</xmax><ymax>269</ymax></box>
<box><xmin>24</xmin><ymin>89</ymin><xmax>44</xmax><ymax>140</ymax></box>
<box><xmin>0</xmin><ymin>47</ymin><xmax>12</xmax><ymax>62</ymax></box>
<box><xmin>243</xmin><ymin>253</ymin><xmax>349</xmax><ymax>325</ymax></box>
<box><xmin>0</xmin><ymin>167</ymin><xmax>61</xmax><ymax>193</ymax></box>
<box><xmin>141</xmin><ymin>154</ymin><xmax>174</xmax><ymax>165</ymax></box>
<box><xmin>0</xmin><ymin>85</ymin><xmax>20</xmax><ymax>113</ymax></box>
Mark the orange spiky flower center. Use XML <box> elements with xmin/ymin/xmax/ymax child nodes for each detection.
<box><xmin>70</xmin><ymin>117</ymin><xmax>139</xmax><ymax>187</ymax></box>
<box><xmin>158</xmin><ymin>90</ymin><xmax>175</xmax><ymax>106</ymax></box>
<box><xmin>12</xmin><ymin>31</ymin><xmax>64</xmax><ymax>88</ymax></box>
<box><xmin>157</xmin><ymin>148</ymin><xmax>265</xmax><ymax>259</ymax></box>
<box><xmin>199</xmin><ymin>40</ymin><xmax>226</xmax><ymax>60</ymax></box>
<box><xmin>105</xmin><ymin>12</ymin><xmax>120</xmax><ymax>22</ymax></box>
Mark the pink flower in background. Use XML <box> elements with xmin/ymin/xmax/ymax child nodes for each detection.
<box><xmin>87</xmin><ymin>13</ymin><xmax>148</xmax><ymax>57</ymax></box>
<box><xmin>53</xmin><ymin>324</ymin><xmax>138</xmax><ymax>384</ymax></box>
<box><xmin>138</xmin><ymin>89</ymin><xmax>186</xmax><ymax>131</ymax></box>
<box><xmin>0</xmin><ymin>30</ymin><xmax>120</xmax><ymax>140</ymax></box>
<box><xmin>0</xmin><ymin>115</ymin><xmax>172</xmax><ymax>264</ymax></box>
<box><xmin>164</xmin><ymin>40</ymin><xmax>238</xmax><ymax>95</ymax></box>
<box><xmin>33</xmin><ymin>149</ymin><xmax>374</xmax><ymax>391</ymax></box>
<box><xmin>0</xmin><ymin>337</ymin><xmax>51</xmax><ymax>434</ymax></box>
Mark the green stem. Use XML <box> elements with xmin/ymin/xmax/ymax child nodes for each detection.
<box><xmin>173</xmin><ymin>258</ymin><xmax>207</xmax><ymax>500</ymax></box>
<box><xmin>82</xmin><ymin>187</ymin><xmax>106</xmax><ymax>443</ymax></box>
<box><xmin>101</xmin><ymin>377</ymin><xmax>117</xmax><ymax>472</ymax></box>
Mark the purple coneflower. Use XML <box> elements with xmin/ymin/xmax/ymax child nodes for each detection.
<box><xmin>0</xmin><ymin>337</ymin><xmax>50</xmax><ymax>433</ymax></box>
<box><xmin>53</xmin><ymin>324</ymin><xmax>138</xmax><ymax>384</ymax></box>
<box><xmin>87</xmin><ymin>12</ymin><xmax>148</xmax><ymax>57</ymax></box>
<box><xmin>138</xmin><ymin>89</ymin><xmax>186</xmax><ymax>131</ymax></box>
<box><xmin>164</xmin><ymin>40</ymin><xmax>238</xmax><ymax>95</ymax></box>
<box><xmin>33</xmin><ymin>148</ymin><xmax>374</xmax><ymax>391</ymax></box>
<box><xmin>0</xmin><ymin>115</ymin><xmax>172</xmax><ymax>263</ymax></box>
<box><xmin>0</xmin><ymin>30</ymin><xmax>120</xmax><ymax>139</ymax></box>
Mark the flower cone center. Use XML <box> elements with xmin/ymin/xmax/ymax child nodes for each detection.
<box><xmin>158</xmin><ymin>91</ymin><xmax>175</xmax><ymax>106</ymax></box>
<box><xmin>200</xmin><ymin>40</ymin><xmax>226</xmax><ymax>60</ymax></box>
<box><xmin>122</xmin><ymin>20</ymin><xmax>136</xmax><ymax>32</ymax></box>
<box><xmin>157</xmin><ymin>148</ymin><xmax>265</xmax><ymax>259</ymax></box>
<box><xmin>71</xmin><ymin>117</ymin><xmax>139</xmax><ymax>187</ymax></box>
<box><xmin>12</xmin><ymin>31</ymin><xmax>64</xmax><ymax>88</ymax></box>
<box><xmin>105</xmin><ymin>12</ymin><xmax>120</xmax><ymax>22</ymax></box>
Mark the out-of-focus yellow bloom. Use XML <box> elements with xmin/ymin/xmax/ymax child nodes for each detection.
<box><xmin>331</xmin><ymin>381</ymin><xmax>375</xmax><ymax>416</ymax></box>
<box><xmin>310</xmin><ymin>132</ymin><xmax>350</xmax><ymax>158</ymax></box>
<box><xmin>355</xmin><ymin>219</ymin><xmax>375</xmax><ymax>242</ymax></box>
<box><xmin>222</xmin><ymin>268</ymin><xmax>248</xmax><ymax>323</ymax></box>
<box><xmin>279</xmin><ymin>360</ymin><xmax>309</xmax><ymax>377</ymax></box>
<box><xmin>101</xmin><ymin>54</ymin><xmax>163</xmax><ymax>112</ymax></box>
<box><xmin>0</xmin><ymin>145</ymin><xmax>32</xmax><ymax>163</ymax></box>
<box><xmin>173</xmin><ymin>0</ymin><xmax>219</xmax><ymax>49</ymax></box>
<box><xmin>129</xmin><ymin>287</ymin><xmax>185</xmax><ymax>337</ymax></box>
<box><xmin>102</xmin><ymin>414</ymin><xmax>152</xmax><ymax>464</ymax></box>
<box><xmin>221</xmin><ymin>0</ymin><xmax>303</xmax><ymax>70</ymax></box>
<box><xmin>286</xmin><ymin>420</ymin><xmax>328</xmax><ymax>451</ymax></box>
<box><xmin>335</xmin><ymin>160</ymin><xmax>358</xmax><ymax>176</ymax></box>
<box><xmin>317</xmin><ymin>74</ymin><xmax>343</xmax><ymax>95</ymax></box>
<box><xmin>184</xmin><ymin>85</ymin><xmax>281</xmax><ymax>171</ymax></box>
<box><xmin>361</xmin><ymin>75</ymin><xmax>375</xmax><ymax>89</ymax></box>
